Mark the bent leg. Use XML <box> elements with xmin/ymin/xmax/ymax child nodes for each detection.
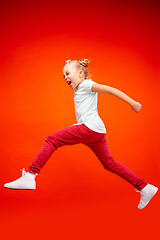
<box><xmin>84</xmin><ymin>137</ymin><xmax>147</xmax><ymax>191</ymax></box>
<box><xmin>28</xmin><ymin>124</ymin><xmax>87</xmax><ymax>174</ymax></box>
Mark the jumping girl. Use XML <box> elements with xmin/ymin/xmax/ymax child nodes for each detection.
<box><xmin>4</xmin><ymin>59</ymin><xmax>158</xmax><ymax>210</ymax></box>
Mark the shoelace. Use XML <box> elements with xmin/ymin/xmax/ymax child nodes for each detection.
<box><xmin>135</xmin><ymin>189</ymin><xmax>140</xmax><ymax>193</ymax></box>
<box><xmin>135</xmin><ymin>188</ymin><xmax>144</xmax><ymax>198</ymax></box>
<box><xmin>20</xmin><ymin>168</ymin><xmax>26</xmax><ymax>176</ymax></box>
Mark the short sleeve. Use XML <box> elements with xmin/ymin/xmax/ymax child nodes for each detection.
<box><xmin>85</xmin><ymin>79</ymin><xmax>96</xmax><ymax>92</ymax></box>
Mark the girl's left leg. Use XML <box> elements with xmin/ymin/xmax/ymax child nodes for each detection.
<box><xmin>83</xmin><ymin>135</ymin><xmax>147</xmax><ymax>191</ymax></box>
<box><xmin>84</xmin><ymin>134</ymin><xmax>158</xmax><ymax>209</ymax></box>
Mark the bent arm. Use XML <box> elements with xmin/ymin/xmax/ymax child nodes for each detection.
<box><xmin>91</xmin><ymin>83</ymin><xmax>142</xmax><ymax>112</ymax></box>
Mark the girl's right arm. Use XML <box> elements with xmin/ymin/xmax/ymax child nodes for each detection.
<box><xmin>91</xmin><ymin>83</ymin><xmax>142</xmax><ymax>113</ymax></box>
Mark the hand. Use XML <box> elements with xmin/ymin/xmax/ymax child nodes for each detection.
<box><xmin>131</xmin><ymin>101</ymin><xmax>142</xmax><ymax>113</ymax></box>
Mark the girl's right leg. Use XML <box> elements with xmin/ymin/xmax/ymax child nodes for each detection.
<box><xmin>4</xmin><ymin>124</ymin><xmax>90</xmax><ymax>189</ymax></box>
<box><xmin>28</xmin><ymin>124</ymin><xmax>88</xmax><ymax>174</ymax></box>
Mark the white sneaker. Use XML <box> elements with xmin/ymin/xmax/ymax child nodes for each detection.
<box><xmin>4</xmin><ymin>168</ymin><xmax>37</xmax><ymax>190</ymax></box>
<box><xmin>136</xmin><ymin>184</ymin><xmax>158</xmax><ymax>210</ymax></box>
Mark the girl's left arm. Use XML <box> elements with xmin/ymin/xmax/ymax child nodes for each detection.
<box><xmin>91</xmin><ymin>83</ymin><xmax>142</xmax><ymax>113</ymax></box>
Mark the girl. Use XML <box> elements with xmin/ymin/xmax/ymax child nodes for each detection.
<box><xmin>4</xmin><ymin>59</ymin><xmax>158</xmax><ymax>210</ymax></box>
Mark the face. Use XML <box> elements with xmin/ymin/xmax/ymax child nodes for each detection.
<box><xmin>63</xmin><ymin>62</ymin><xmax>84</xmax><ymax>89</ymax></box>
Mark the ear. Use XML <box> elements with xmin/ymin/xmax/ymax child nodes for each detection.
<box><xmin>79</xmin><ymin>70</ymin><xmax>84</xmax><ymax>77</ymax></box>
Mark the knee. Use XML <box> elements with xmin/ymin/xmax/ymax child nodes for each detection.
<box><xmin>102</xmin><ymin>156</ymin><xmax>117</xmax><ymax>172</ymax></box>
<box><xmin>45</xmin><ymin>135</ymin><xmax>52</xmax><ymax>142</ymax></box>
<box><xmin>45</xmin><ymin>135</ymin><xmax>58</xmax><ymax>149</ymax></box>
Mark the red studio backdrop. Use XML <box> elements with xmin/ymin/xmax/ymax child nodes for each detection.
<box><xmin>0</xmin><ymin>1</ymin><xmax>160</xmax><ymax>239</ymax></box>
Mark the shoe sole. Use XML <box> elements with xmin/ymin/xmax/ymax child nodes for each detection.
<box><xmin>4</xmin><ymin>186</ymin><xmax>36</xmax><ymax>190</ymax></box>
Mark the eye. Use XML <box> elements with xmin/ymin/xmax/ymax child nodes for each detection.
<box><xmin>63</xmin><ymin>71</ymin><xmax>70</xmax><ymax>79</ymax></box>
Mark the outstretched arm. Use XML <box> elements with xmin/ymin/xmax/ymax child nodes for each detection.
<box><xmin>91</xmin><ymin>83</ymin><xmax>142</xmax><ymax>113</ymax></box>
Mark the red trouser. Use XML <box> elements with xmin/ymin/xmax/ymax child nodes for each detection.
<box><xmin>28</xmin><ymin>123</ymin><xmax>147</xmax><ymax>190</ymax></box>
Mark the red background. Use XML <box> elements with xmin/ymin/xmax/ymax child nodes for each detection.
<box><xmin>0</xmin><ymin>1</ymin><xmax>160</xmax><ymax>239</ymax></box>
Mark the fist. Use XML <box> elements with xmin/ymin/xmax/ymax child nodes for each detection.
<box><xmin>131</xmin><ymin>101</ymin><xmax>142</xmax><ymax>113</ymax></box>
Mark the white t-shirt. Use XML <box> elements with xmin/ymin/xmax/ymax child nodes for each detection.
<box><xmin>72</xmin><ymin>79</ymin><xmax>106</xmax><ymax>133</ymax></box>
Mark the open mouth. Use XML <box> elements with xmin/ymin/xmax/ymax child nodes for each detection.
<box><xmin>68</xmin><ymin>81</ymin><xmax>71</xmax><ymax>85</ymax></box>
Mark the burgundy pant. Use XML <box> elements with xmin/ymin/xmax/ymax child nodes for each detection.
<box><xmin>28</xmin><ymin>123</ymin><xmax>147</xmax><ymax>190</ymax></box>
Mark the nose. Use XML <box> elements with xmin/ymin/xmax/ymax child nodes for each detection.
<box><xmin>65</xmin><ymin>76</ymin><xmax>68</xmax><ymax>81</ymax></box>
<box><xmin>65</xmin><ymin>76</ymin><xmax>69</xmax><ymax>83</ymax></box>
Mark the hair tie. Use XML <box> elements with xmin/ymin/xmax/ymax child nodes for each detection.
<box><xmin>79</xmin><ymin>59</ymin><xmax>89</xmax><ymax>67</ymax></box>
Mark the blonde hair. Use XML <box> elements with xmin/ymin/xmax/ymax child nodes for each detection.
<box><xmin>65</xmin><ymin>58</ymin><xmax>89</xmax><ymax>79</ymax></box>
